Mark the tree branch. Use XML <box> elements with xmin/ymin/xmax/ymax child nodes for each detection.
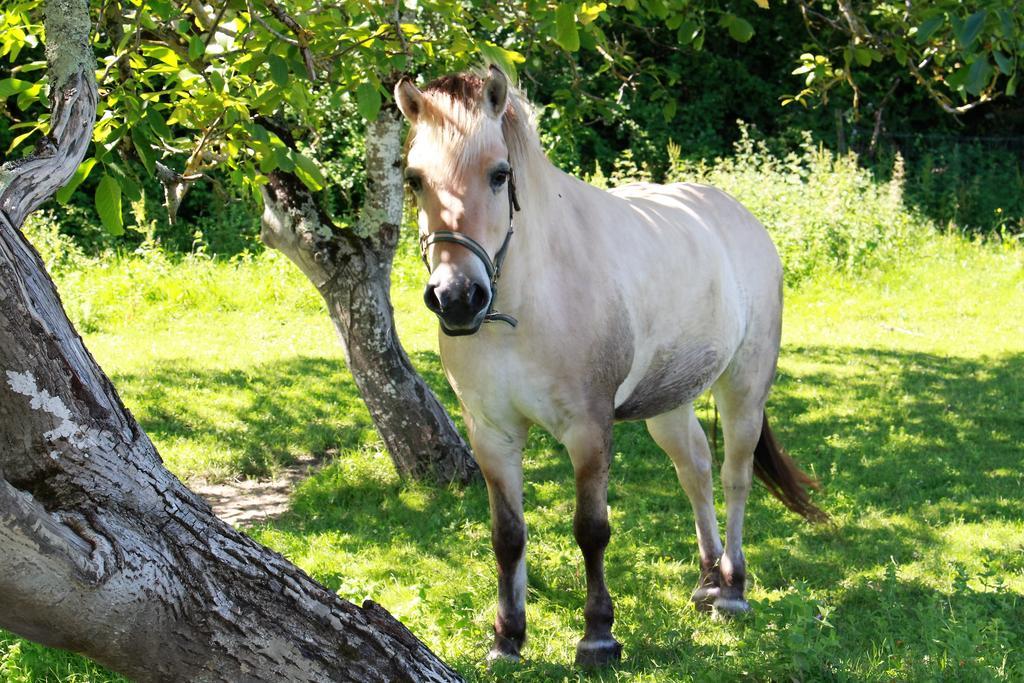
<box><xmin>253</xmin><ymin>0</ymin><xmax>318</xmax><ymax>80</ymax></box>
<box><xmin>0</xmin><ymin>0</ymin><xmax>97</xmax><ymax>228</ymax></box>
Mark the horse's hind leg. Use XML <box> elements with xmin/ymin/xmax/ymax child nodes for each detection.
<box><xmin>710</xmin><ymin>380</ymin><xmax>770</xmax><ymax>616</ymax></box>
<box><xmin>646</xmin><ymin>404</ymin><xmax>725</xmax><ymax>612</ymax></box>
<box><xmin>563</xmin><ymin>419</ymin><xmax>622</xmax><ymax>667</ymax></box>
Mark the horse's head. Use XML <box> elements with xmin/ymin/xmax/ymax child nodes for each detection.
<box><xmin>396</xmin><ymin>66</ymin><xmax>518</xmax><ymax>336</ymax></box>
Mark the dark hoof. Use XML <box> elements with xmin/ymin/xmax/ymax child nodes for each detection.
<box><xmin>691</xmin><ymin>585</ymin><xmax>721</xmax><ymax>613</ymax></box>
<box><xmin>486</xmin><ymin>647</ymin><xmax>521</xmax><ymax>666</ymax></box>
<box><xmin>575</xmin><ymin>638</ymin><xmax>623</xmax><ymax>667</ymax></box>
<box><xmin>711</xmin><ymin>596</ymin><xmax>751</xmax><ymax>620</ymax></box>
<box><xmin>487</xmin><ymin>633</ymin><xmax>523</xmax><ymax>666</ymax></box>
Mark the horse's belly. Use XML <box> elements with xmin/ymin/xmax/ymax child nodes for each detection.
<box><xmin>612</xmin><ymin>344</ymin><xmax>726</xmax><ymax>421</ymax></box>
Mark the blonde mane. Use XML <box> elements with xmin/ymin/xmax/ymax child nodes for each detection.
<box><xmin>415</xmin><ymin>70</ymin><xmax>550</xmax><ymax>181</ymax></box>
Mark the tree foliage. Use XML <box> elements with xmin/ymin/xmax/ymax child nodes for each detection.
<box><xmin>2</xmin><ymin>1</ymin><xmax>1020</xmax><ymax>241</ymax></box>
<box><xmin>0</xmin><ymin>0</ymin><xmax>771</xmax><ymax>236</ymax></box>
<box><xmin>788</xmin><ymin>0</ymin><xmax>1021</xmax><ymax>113</ymax></box>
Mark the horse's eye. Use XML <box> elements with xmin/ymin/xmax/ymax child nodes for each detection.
<box><xmin>490</xmin><ymin>170</ymin><xmax>509</xmax><ymax>191</ymax></box>
<box><xmin>406</xmin><ymin>175</ymin><xmax>423</xmax><ymax>193</ymax></box>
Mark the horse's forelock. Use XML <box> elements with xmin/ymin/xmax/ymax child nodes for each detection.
<box><xmin>423</xmin><ymin>73</ymin><xmax>487</xmax><ymax>108</ymax></box>
<box><xmin>411</xmin><ymin>70</ymin><xmax>544</xmax><ymax>179</ymax></box>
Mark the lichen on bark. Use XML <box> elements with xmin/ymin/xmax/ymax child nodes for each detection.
<box><xmin>43</xmin><ymin>0</ymin><xmax>94</xmax><ymax>91</ymax></box>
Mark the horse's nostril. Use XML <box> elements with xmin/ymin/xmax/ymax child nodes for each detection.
<box><xmin>423</xmin><ymin>284</ymin><xmax>444</xmax><ymax>313</ymax></box>
<box><xmin>468</xmin><ymin>283</ymin><xmax>488</xmax><ymax>312</ymax></box>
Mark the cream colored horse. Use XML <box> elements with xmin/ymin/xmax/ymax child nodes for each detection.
<box><xmin>396</xmin><ymin>66</ymin><xmax>824</xmax><ymax>667</ymax></box>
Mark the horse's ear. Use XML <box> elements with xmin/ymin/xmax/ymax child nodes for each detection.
<box><xmin>481</xmin><ymin>65</ymin><xmax>509</xmax><ymax>119</ymax></box>
<box><xmin>394</xmin><ymin>78</ymin><xmax>423</xmax><ymax>123</ymax></box>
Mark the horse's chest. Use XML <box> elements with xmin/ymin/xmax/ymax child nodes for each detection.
<box><xmin>612</xmin><ymin>345</ymin><xmax>723</xmax><ymax>421</ymax></box>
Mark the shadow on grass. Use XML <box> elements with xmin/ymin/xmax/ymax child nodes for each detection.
<box><xmin>198</xmin><ymin>343</ymin><xmax>1023</xmax><ymax>553</ymax></box>
<box><xmin>259</xmin><ymin>344</ymin><xmax>1022</xmax><ymax>678</ymax></box>
<box><xmin>107</xmin><ymin>341</ymin><xmax>1020</xmax><ymax>583</ymax></box>
<box><xmin>109</xmin><ymin>356</ymin><xmax>376</xmax><ymax>478</ymax></box>
<box><xmin>5</xmin><ymin>345</ymin><xmax>1020</xmax><ymax>680</ymax></box>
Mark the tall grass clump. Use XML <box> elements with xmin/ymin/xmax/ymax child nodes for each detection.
<box><xmin>47</xmin><ymin>247</ymin><xmax>323</xmax><ymax>334</ymax></box>
<box><xmin>676</xmin><ymin>124</ymin><xmax>932</xmax><ymax>284</ymax></box>
<box><xmin>593</xmin><ymin>123</ymin><xmax>933</xmax><ymax>285</ymax></box>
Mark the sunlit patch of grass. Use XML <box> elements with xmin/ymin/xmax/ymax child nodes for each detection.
<box><xmin>2</xmin><ymin>230</ymin><xmax>1022</xmax><ymax>680</ymax></box>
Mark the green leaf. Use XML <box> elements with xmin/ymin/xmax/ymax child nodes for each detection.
<box><xmin>7</xmin><ymin>126</ymin><xmax>40</xmax><ymax>153</ymax></box>
<box><xmin>356</xmin><ymin>82</ymin><xmax>381</xmax><ymax>121</ymax></box>
<box><xmin>146</xmin><ymin>108</ymin><xmax>174</xmax><ymax>139</ymax></box>
<box><xmin>479</xmin><ymin>42</ymin><xmax>526</xmax><ymax>81</ymax></box>
<box><xmin>293</xmin><ymin>153</ymin><xmax>325</xmax><ymax>192</ymax></box>
<box><xmin>95</xmin><ymin>175</ymin><xmax>124</xmax><ymax>236</ymax></box>
<box><xmin>267</xmin><ymin>55</ymin><xmax>289</xmax><ymax>87</ymax></box>
<box><xmin>993</xmin><ymin>50</ymin><xmax>1014</xmax><ymax>75</ymax></box>
<box><xmin>956</xmin><ymin>10</ymin><xmax>987</xmax><ymax>49</ymax></box>
<box><xmin>853</xmin><ymin>46</ymin><xmax>872</xmax><ymax>66</ymax></box>
<box><xmin>997</xmin><ymin>8</ymin><xmax>1015</xmax><ymax>39</ymax></box>
<box><xmin>188</xmin><ymin>34</ymin><xmax>205</xmax><ymax>61</ymax></box>
<box><xmin>646</xmin><ymin>0</ymin><xmax>667</xmax><ymax>19</ymax></box>
<box><xmin>893</xmin><ymin>44</ymin><xmax>907</xmax><ymax>66</ymax></box>
<box><xmin>677</xmin><ymin>20</ymin><xmax>699</xmax><ymax>45</ymax></box>
<box><xmin>131</xmin><ymin>127</ymin><xmax>156</xmax><ymax>175</ymax></box>
<box><xmin>15</xmin><ymin>82</ymin><xmax>42</xmax><ymax>110</ymax></box>
<box><xmin>0</xmin><ymin>78</ymin><xmax>32</xmax><ymax>98</ymax></box>
<box><xmin>965</xmin><ymin>56</ymin><xmax>993</xmax><ymax>95</ymax></box>
<box><xmin>144</xmin><ymin>45</ymin><xmax>179</xmax><ymax>67</ymax></box>
<box><xmin>121</xmin><ymin>172</ymin><xmax>143</xmax><ymax>203</ymax></box>
<box><xmin>1007</xmin><ymin>72</ymin><xmax>1018</xmax><ymax>96</ymax></box>
<box><xmin>725</xmin><ymin>15</ymin><xmax>754</xmax><ymax>43</ymax></box>
<box><xmin>662</xmin><ymin>99</ymin><xmax>677</xmax><ymax>123</ymax></box>
<box><xmin>554</xmin><ymin>4</ymin><xmax>580</xmax><ymax>52</ymax></box>
<box><xmin>258</xmin><ymin>153</ymin><xmax>277</xmax><ymax>174</ymax></box>
<box><xmin>915</xmin><ymin>15</ymin><xmax>944</xmax><ymax>45</ymax></box>
<box><xmin>56</xmin><ymin>158</ymin><xmax>97</xmax><ymax>204</ymax></box>
<box><xmin>274</xmin><ymin>146</ymin><xmax>294</xmax><ymax>173</ymax></box>
<box><xmin>947</xmin><ymin>63</ymin><xmax>969</xmax><ymax>90</ymax></box>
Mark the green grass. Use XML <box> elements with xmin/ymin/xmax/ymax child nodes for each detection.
<box><xmin>3</xmin><ymin>229</ymin><xmax>1023</xmax><ymax>680</ymax></box>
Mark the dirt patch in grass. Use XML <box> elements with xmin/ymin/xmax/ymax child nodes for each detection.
<box><xmin>192</xmin><ymin>453</ymin><xmax>324</xmax><ymax>526</ymax></box>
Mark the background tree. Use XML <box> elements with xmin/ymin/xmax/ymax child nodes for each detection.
<box><xmin>0</xmin><ymin>0</ymin><xmax>462</xmax><ymax>679</ymax></box>
<box><xmin>0</xmin><ymin>0</ymin><xmax>763</xmax><ymax>486</ymax></box>
<box><xmin>788</xmin><ymin>0</ymin><xmax>1020</xmax><ymax>114</ymax></box>
<box><xmin>2</xmin><ymin>1</ymin><xmax>1020</xmax><ymax>492</ymax></box>
<box><xmin>4</xmin><ymin>0</ymin><xmax>502</xmax><ymax>485</ymax></box>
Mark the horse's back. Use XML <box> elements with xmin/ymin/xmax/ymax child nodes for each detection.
<box><xmin>611</xmin><ymin>182</ymin><xmax>779</xmax><ymax>278</ymax></box>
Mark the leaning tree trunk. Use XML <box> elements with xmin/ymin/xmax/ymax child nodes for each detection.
<box><xmin>0</xmin><ymin>2</ymin><xmax>461</xmax><ymax>680</ymax></box>
<box><xmin>259</xmin><ymin>106</ymin><xmax>479</xmax><ymax>486</ymax></box>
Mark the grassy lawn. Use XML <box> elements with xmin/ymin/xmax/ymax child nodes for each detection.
<box><xmin>2</xmin><ymin>233</ymin><xmax>1022</xmax><ymax>681</ymax></box>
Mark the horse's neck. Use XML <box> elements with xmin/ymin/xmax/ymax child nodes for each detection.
<box><xmin>502</xmin><ymin>163</ymin><xmax>601</xmax><ymax>301</ymax></box>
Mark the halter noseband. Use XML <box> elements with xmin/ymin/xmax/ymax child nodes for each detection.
<box><xmin>419</xmin><ymin>168</ymin><xmax>522</xmax><ymax>329</ymax></box>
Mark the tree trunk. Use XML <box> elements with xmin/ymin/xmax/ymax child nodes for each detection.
<box><xmin>0</xmin><ymin>2</ymin><xmax>462</xmax><ymax>680</ymax></box>
<box><xmin>259</xmin><ymin>106</ymin><xmax>479</xmax><ymax>486</ymax></box>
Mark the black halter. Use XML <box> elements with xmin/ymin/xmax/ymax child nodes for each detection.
<box><xmin>419</xmin><ymin>168</ymin><xmax>522</xmax><ymax>329</ymax></box>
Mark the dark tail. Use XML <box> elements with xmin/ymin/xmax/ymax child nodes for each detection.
<box><xmin>753</xmin><ymin>413</ymin><xmax>828</xmax><ymax>522</ymax></box>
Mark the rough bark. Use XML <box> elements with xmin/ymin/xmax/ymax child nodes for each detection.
<box><xmin>0</xmin><ymin>0</ymin><xmax>96</xmax><ymax>230</ymax></box>
<box><xmin>259</xmin><ymin>105</ymin><xmax>479</xmax><ymax>486</ymax></box>
<box><xmin>0</xmin><ymin>2</ymin><xmax>463</xmax><ymax>680</ymax></box>
<box><xmin>0</xmin><ymin>241</ymin><xmax>463</xmax><ymax>680</ymax></box>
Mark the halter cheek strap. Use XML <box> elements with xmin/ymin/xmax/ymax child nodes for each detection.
<box><xmin>419</xmin><ymin>169</ymin><xmax>521</xmax><ymax>329</ymax></box>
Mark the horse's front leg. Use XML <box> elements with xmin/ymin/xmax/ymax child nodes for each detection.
<box><xmin>564</xmin><ymin>420</ymin><xmax>623</xmax><ymax>666</ymax></box>
<box><xmin>468</xmin><ymin>417</ymin><xmax>530</xmax><ymax>663</ymax></box>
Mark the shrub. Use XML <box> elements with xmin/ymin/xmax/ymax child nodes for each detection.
<box><xmin>651</xmin><ymin>123</ymin><xmax>932</xmax><ymax>284</ymax></box>
<box><xmin>22</xmin><ymin>209</ymin><xmax>91</xmax><ymax>275</ymax></box>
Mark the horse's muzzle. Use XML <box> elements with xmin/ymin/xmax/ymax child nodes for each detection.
<box><xmin>424</xmin><ymin>275</ymin><xmax>491</xmax><ymax>336</ymax></box>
